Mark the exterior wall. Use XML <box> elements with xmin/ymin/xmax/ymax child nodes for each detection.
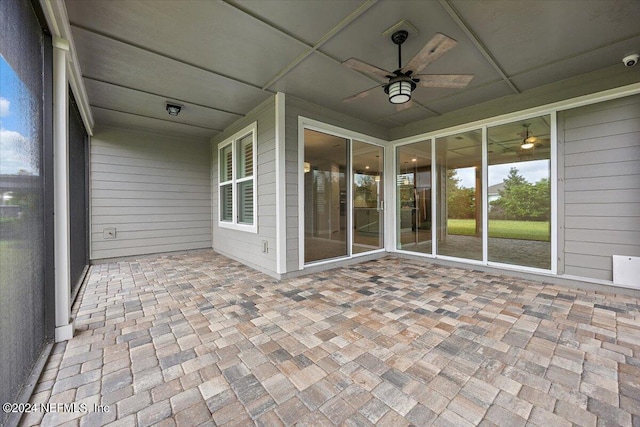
<box><xmin>284</xmin><ymin>95</ymin><xmax>389</xmax><ymax>272</ymax></box>
<box><xmin>390</xmin><ymin>65</ymin><xmax>640</xmax><ymax>141</ymax></box>
<box><xmin>558</xmin><ymin>94</ymin><xmax>640</xmax><ymax>281</ymax></box>
<box><xmin>90</xmin><ymin>128</ymin><xmax>212</xmax><ymax>259</ymax></box>
<box><xmin>211</xmin><ymin>97</ymin><xmax>277</xmax><ymax>276</ymax></box>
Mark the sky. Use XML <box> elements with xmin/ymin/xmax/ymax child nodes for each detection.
<box><xmin>1</xmin><ymin>54</ymin><xmax>38</xmax><ymax>175</ymax></box>
<box><xmin>457</xmin><ymin>159</ymin><xmax>550</xmax><ymax>189</ymax></box>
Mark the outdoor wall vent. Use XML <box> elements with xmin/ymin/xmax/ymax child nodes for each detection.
<box><xmin>613</xmin><ymin>255</ymin><xmax>640</xmax><ymax>289</ymax></box>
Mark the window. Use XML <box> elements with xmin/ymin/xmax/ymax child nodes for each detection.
<box><xmin>396</xmin><ymin>140</ymin><xmax>432</xmax><ymax>254</ymax></box>
<box><xmin>436</xmin><ymin>129</ymin><xmax>483</xmax><ymax>261</ymax></box>
<box><xmin>487</xmin><ymin>116</ymin><xmax>551</xmax><ymax>269</ymax></box>
<box><xmin>218</xmin><ymin>122</ymin><xmax>257</xmax><ymax>232</ymax></box>
<box><xmin>393</xmin><ymin>116</ymin><xmax>554</xmax><ymax>272</ymax></box>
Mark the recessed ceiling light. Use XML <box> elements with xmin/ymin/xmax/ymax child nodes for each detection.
<box><xmin>166</xmin><ymin>102</ymin><xmax>182</xmax><ymax>116</ymax></box>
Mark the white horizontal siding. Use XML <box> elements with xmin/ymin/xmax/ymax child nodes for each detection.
<box><xmin>92</xmin><ymin>171</ymin><xmax>210</xmax><ymax>186</ymax></box>
<box><xmin>92</xmin><ymin>189</ymin><xmax>211</xmax><ymax>200</ymax></box>
<box><xmin>92</xmin><ymin>232</ymin><xmax>211</xmax><ymax>251</ymax></box>
<box><xmin>211</xmin><ymin>96</ymin><xmax>278</xmax><ymax>276</ymax></box>
<box><xmin>561</xmin><ymin>94</ymin><xmax>640</xmax><ymax>281</ymax></box>
<box><xmin>91</xmin><ymin>163</ymin><xmax>209</xmax><ymax>179</ymax></box>
<box><xmin>90</xmin><ymin>129</ymin><xmax>212</xmax><ymax>260</ymax></box>
<box><xmin>90</xmin><ymin>220</ymin><xmax>211</xmax><ymax>233</ymax></box>
<box><xmin>93</xmin><ymin>241</ymin><xmax>211</xmax><ymax>260</ymax></box>
<box><xmin>92</xmin><ymin>180</ymin><xmax>209</xmax><ymax>193</ymax></box>
<box><xmin>564</xmin><ymin>175</ymin><xmax>640</xmax><ymax>192</ymax></box>
<box><xmin>92</xmin><ymin>198</ymin><xmax>211</xmax><ymax>208</ymax></box>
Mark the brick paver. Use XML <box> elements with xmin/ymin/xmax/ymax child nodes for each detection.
<box><xmin>19</xmin><ymin>251</ymin><xmax>640</xmax><ymax>426</ymax></box>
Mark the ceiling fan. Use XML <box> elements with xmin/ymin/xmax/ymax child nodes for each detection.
<box><xmin>495</xmin><ymin>124</ymin><xmax>550</xmax><ymax>156</ymax></box>
<box><xmin>342</xmin><ymin>30</ymin><xmax>474</xmax><ymax>110</ymax></box>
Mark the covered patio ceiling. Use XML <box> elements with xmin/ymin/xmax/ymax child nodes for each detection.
<box><xmin>64</xmin><ymin>0</ymin><xmax>640</xmax><ymax>139</ymax></box>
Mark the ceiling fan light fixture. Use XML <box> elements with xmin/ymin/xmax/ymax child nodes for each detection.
<box><xmin>520</xmin><ymin>141</ymin><xmax>535</xmax><ymax>150</ymax></box>
<box><xmin>521</xmin><ymin>123</ymin><xmax>535</xmax><ymax>149</ymax></box>
<box><xmin>387</xmin><ymin>80</ymin><xmax>412</xmax><ymax>104</ymax></box>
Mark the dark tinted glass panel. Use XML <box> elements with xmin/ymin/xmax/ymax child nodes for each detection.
<box><xmin>0</xmin><ymin>0</ymin><xmax>47</xmax><ymax>414</ymax></box>
<box><xmin>69</xmin><ymin>90</ymin><xmax>89</xmax><ymax>294</ymax></box>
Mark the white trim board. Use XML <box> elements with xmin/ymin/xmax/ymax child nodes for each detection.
<box><xmin>275</xmin><ymin>93</ymin><xmax>286</xmax><ymax>274</ymax></box>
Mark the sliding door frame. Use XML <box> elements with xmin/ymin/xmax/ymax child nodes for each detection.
<box><xmin>298</xmin><ymin>117</ymin><xmax>387</xmax><ymax>270</ymax></box>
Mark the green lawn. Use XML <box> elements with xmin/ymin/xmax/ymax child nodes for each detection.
<box><xmin>447</xmin><ymin>219</ymin><xmax>550</xmax><ymax>241</ymax></box>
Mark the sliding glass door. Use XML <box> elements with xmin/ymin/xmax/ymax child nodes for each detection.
<box><xmin>303</xmin><ymin>129</ymin><xmax>384</xmax><ymax>264</ymax></box>
<box><xmin>353</xmin><ymin>141</ymin><xmax>384</xmax><ymax>254</ymax></box>
<box><xmin>396</xmin><ymin>141</ymin><xmax>432</xmax><ymax>253</ymax></box>
<box><xmin>436</xmin><ymin>130</ymin><xmax>483</xmax><ymax>261</ymax></box>
<box><xmin>304</xmin><ymin>129</ymin><xmax>349</xmax><ymax>263</ymax></box>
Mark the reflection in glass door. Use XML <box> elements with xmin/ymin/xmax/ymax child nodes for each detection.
<box><xmin>487</xmin><ymin>116</ymin><xmax>551</xmax><ymax>269</ymax></box>
<box><xmin>352</xmin><ymin>141</ymin><xmax>384</xmax><ymax>254</ymax></box>
<box><xmin>304</xmin><ymin>129</ymin><xmax>348</xmax><ymax>263</ymax></box>
<box><xmin>436</xmin><ymin>130</ymin><xmax>483</xmax><ymax>260</ymax></box>
<box><xmin>396</xmin><ymin>141</ymin><xmax>432</xmax><ymax>253</ymax></box>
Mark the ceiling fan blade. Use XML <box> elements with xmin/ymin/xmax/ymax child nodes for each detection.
<box><xmin>342</xmin><ymin>85</ymin><xmax>382</xmax><ymax>103</ymax></box>
<box><xmin>342</xmin><ymin>58</ymin><xmax>392</xmax><ymax>83</ymax></box>
<box><xmin>396</xmin><ymin>100</ymin><xmax>415</xmax><ymax>112</ymax></box>
<box><xmin>402</xmin><ymin>33</ymin><xmax>458</xmax><ymax>74</ymax></box>
<box><xmin>414</xmin><ymin>74</ymin><xmax>474</xmax><ymax>88</ymax></box>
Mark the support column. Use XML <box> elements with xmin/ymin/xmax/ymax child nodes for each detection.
<box><xmin>53</xmin><ymin>37</ymin><xmax>74</xmax><ymax>342</ymax></box>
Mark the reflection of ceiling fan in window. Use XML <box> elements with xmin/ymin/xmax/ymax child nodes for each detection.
<box><xmin>507</xmin><ymin>124</ymin><xmax>551</xmax><ymax>158</ymax></box>
<box><xmin>490</xmin><ymin>124</ymin><xmax>550</xmax><ymax>158</ymax></box>
<box><xmin>341</xmin><ymin>30</ymin><xmax>474</xmax><ymax>110</ymax></box>
<box><xmin>518</xmin><ymin>124</ymin><xmax>550</xmax><ymax>153</ymax></box>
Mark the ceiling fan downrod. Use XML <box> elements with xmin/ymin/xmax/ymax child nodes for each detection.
<box><xmin>391</xmin><ymin>30</ymin><xmax>408</xmax><ymax>71</ymax></box>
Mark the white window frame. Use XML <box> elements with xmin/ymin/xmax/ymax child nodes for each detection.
<box><xmin>218</xmin><ymin>122</ymin><xmax>258</xmax><ymax>233</ymax></box>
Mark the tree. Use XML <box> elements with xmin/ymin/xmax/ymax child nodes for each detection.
<box><xmin>447</xmin><ymin>169</ymin><xmax>475</xmax><ymax>219</ymax></box>
<box><xmin>490</xmin><ymin>167</ymin><xmax>549</xmax><ymax>221</ymax></box>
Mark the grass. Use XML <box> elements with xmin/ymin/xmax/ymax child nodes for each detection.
<box><xmin>0</xmin><ymin>216</ymin><xmax>20</xmax><ymax>224</ymax></box>
<box><xmin>0</xmin><ymin>240</ymin><xmax>21</xmax><ymax>291</ymax></box>
<box><xmin>447</xmin><ymin>219</ymin><xmax>550</xmax><ymax>241</ymax></box>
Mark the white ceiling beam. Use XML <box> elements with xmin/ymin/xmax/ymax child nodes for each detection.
<box><xmin>438</xmin><ymin>0</ymin><xmax>520</xmax><ymax>94</ymax></box>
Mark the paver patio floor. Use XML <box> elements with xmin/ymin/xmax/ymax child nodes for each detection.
<box><xmin>21</xmin><ymin>250</ymin><xmax>640</xmax><ymax>426</ymax></box>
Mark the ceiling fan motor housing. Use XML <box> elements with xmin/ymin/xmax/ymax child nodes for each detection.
<box><xmin>391</xmin><ymin>30</ymin><xmax>409</xmax><ymax>45</ymax></box>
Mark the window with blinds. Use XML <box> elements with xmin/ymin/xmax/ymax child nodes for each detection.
<box><xmin>218</xmin><ymin>122</ymin><xmax>257</xmax><ymax>232</ymax></box>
